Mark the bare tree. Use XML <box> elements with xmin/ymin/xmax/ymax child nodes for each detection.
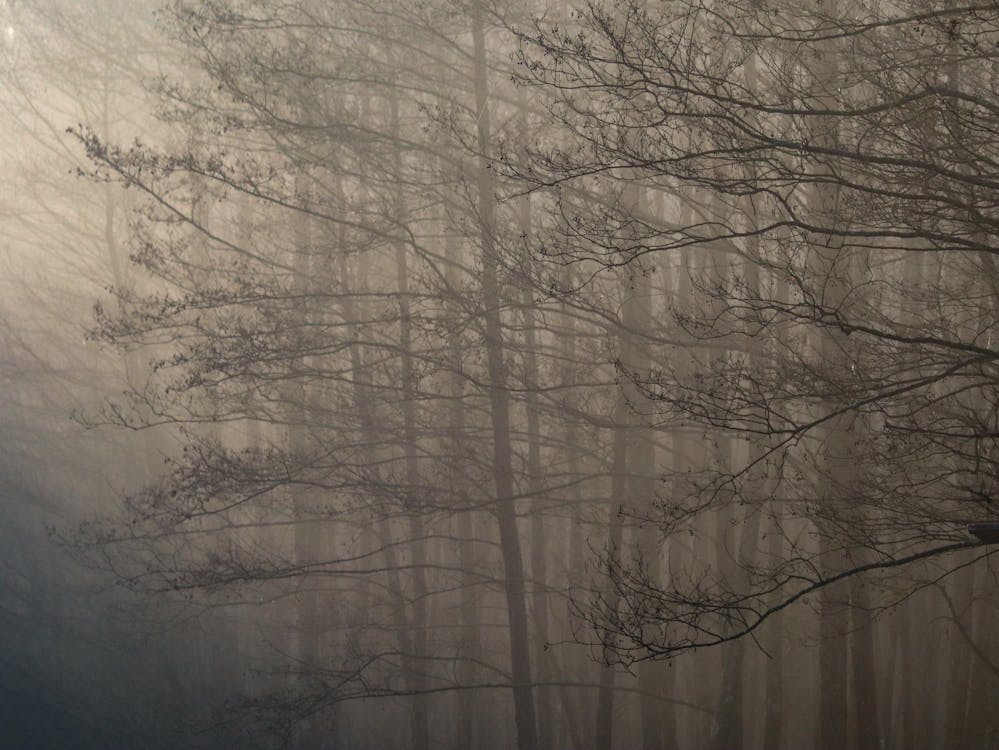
<box><xmin>517</xmin><ymin>0</ymin><xmax>999</xmax><ymax>673</ymax></box>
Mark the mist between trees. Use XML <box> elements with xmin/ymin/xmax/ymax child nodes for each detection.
<box><xmin>2</xmin><ymin>1</ymin><xmax>998</xmax><ymax>748</ymax></box>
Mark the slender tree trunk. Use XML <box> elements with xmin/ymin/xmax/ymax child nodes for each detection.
<box><xmin>290</xmin><ymin>172</ymin><xmax>324</xmax><ymax>749</ymax></box>
<box><xmin>632</xmin><ymin>266</ymin><xmax>668</xmax><ymax>750</ymax></box>
<box><xmin>470</xmin><ymin>4</ymin><xmax>538</xmax><ymax>747</ymax></box>
<box><xmin>390</xmin><ymin>93</ymin><xmax>431</xmax><ymax>750</ymax></box>
<box><xmin>594</xmin><ymin>393</ymin><xmax>628</xmax><ymax>750</ymax></box>
<box><xmin>558</xmin><ymin>266</ymin><xmax>587</xmax><ymax>750</ymax></box>
<box><xmin>941</xmin><ymin>567</ymin><xmax>973</xmax><ymax>748</ymax></box>
<box><xmin>338</xmin><ymin>250</ymin><xmax>426</xmax><ymax>749</ymax></box>
<box><xmin>441</xmin><ymin>216</ymin><xmax>481</xmax><ymax>750</ymax></box>
<box><xmin>709</xmin><ymin>448</ymin><xmax>750</xmax><ymax>750</ymax></box>
<box><xmin>963</xmin><ymin>564</ymin><xmax>997</xmax><ymax>746</ymax></box>
<box><xmin>817</xmin><ymin>555</ymin><xmax>849</xmax><ymax>750</ymax></box>
<box><xmin>596</xmin><ymin>182</ymin><xmax>654</xmax><ymax>750</ymax></box>
<box><xmin>709</xmin><ymin>131</ymin><xmax>771</xmax><ymax>750</ymax></box>
<box><xmin>894</xmin><ymin>606</ymin><xmax>916</xmax><ymax>750</ymax></box>
<box><xmin>522</xmin><ymin>265</ymin><xmax>554</xmax><ymax>750</ymax></box>
<box><xmin>762</xmin><ymin>510</ymin><xmax>784</xmax><ymax>750</ymax></box>
<box><xmin>850</xmin><ymin>573</ymin><xmax>880</xmax><ymax>750</ymax></box>
<box><xmin>811</xmin><ymin>14</ymin><xmax>855</xmax><ymax>745</ymax></box>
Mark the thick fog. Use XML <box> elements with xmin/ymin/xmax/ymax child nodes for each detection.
<box><xmin>2</xmin><ymin>1</ymin><xmax>998</xmax><ymax>748</ymax></box>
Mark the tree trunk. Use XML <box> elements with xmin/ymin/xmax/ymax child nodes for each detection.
<box><xmin>762</xmin><ymin>511</ymin><xmax>784</xmax><ymax>750</ymax></box>
<box><xmin>811</xmin><ymin>14</ymin><xmax>856</xmax><ymax>746</ymax></box>
<box><xmin>470</xmin><ymin>4</ymin><xmax>538</xmax><ymax>748</ymax></box>
<box><xmin>338</xmin><ymin>250</ymin><xmax>425</xmax><ymax>750</ymax></box>
<box><xmin>390</xmin><ymin>93</ymin><xmax>431</xmax><ymax>750</ymax></box>
<box><xmin>594</xmin><ymin>392</ymin><xmax>628</xmax><ymax>750</ymax></box>
<box><xmin>850</xmin><ymin>573</ymin><xmax>880</xmax><ymax>750</ymax></box>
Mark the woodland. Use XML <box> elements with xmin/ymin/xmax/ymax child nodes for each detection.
<box><xmin>2</xmin><ymin>1</ymin><xmax>999</xmax><ymax>748</ymax></box>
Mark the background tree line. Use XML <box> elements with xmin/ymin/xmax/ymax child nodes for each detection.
<box><xmin>1</xmin><ymin>0</ymin><xmax>998</xmax><ymax>749</ymax></box>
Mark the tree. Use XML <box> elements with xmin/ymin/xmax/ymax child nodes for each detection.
<box><xmin>68</xmin><ymin>0</ymin><xmax>579</xmax><ymax>746</ymax></box>
<box><xmin>517</xmin><ymin>0</ymin><xmax>999</xmax><ymax>688</ymax></box>
<box><xmin>42</xmin><ymin>0</ymin><xmax>999</xmax><ymax>746</ymax></box>
<box><xmin>0</xmin><ymin>2</ymin><xmax>249</xmax><ymax>747</ymax></box>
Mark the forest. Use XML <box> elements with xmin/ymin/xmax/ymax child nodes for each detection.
<box><xmin>2</xmin><ymin>1</ymin><xmax>998</xmax><ymax>748</ymax></box>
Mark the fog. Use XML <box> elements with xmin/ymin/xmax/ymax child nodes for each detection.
<box><xmin>2</xmin><ymin>1</ymin><xmax>998</xmax><ymax>748</ymax></box>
